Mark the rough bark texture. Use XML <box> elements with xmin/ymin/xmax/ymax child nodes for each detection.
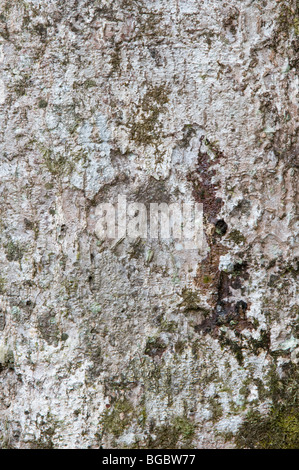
<box><xmin>0</xmin><ymin>0</ymin><xmax>298</xmax><ymax>449</ymax></box>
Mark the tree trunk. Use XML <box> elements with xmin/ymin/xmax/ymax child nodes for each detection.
<box><xmin>0</xmin><ymin>0</ymin><xmax>298</xmax><ymax>449</ymax></box>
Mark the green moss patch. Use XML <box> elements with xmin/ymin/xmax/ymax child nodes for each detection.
<box><xmin>234</xmin><ymin>364</ymin><xmax>299</xmax><ymax>448</ymax></box>
<box><xmin>147</xmin><ymin>416</ymin><xmax>196</xmax><ymax>449</ymax></box>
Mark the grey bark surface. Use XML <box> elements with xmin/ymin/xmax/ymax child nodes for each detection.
<box><xmin>0</xmin><ymin>0</ymin><xmax>298</xmax><ymax>448</ymax></box>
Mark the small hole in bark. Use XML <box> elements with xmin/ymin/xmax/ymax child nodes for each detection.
<box><xmin>215</xmin><ymin>219</ymin><xmax>228</xmax><ymax>235</ymax></box>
